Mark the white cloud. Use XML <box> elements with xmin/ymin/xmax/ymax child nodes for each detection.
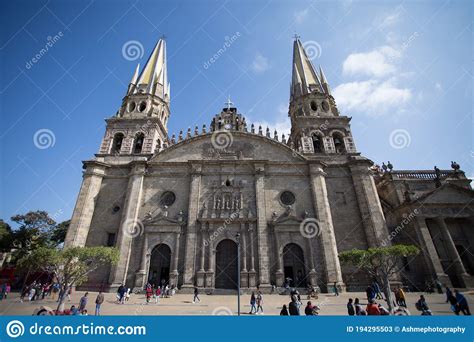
<box><xmin>333</xmin><ymin>79</ymin><xmax>412</xmax><ymax>116</ymax></box>
<box><xmin>251</xmin><ymin>53</ymin><xmax>270</xmax><ymax>73</ymax></box>
<box><xmin>294</xmin><ymin>9</ymin><xmax>309</xmax><ymax>23</ymax></box>
<box><xmin>342</xmin><ymin>46</ymin><xmax>400</xmax><ymax>78</ymax></box>
<box><xmin>248</xmin><ymin>103</ymin><xmax>291</xmax><ymax>137</ymax></box>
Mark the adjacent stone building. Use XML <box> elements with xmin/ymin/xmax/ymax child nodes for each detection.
<box><xmin>64</xmin><ymin>37</ymin><xmax>474</xmax><ymax>293</ymax></box>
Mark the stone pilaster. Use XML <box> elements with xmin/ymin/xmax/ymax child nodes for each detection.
<box><xmin>436</xmin><ymin>217</ymin><xmax>474</xmax><ymax>287</ymax></box>
<box><xmin>254</xmin><ymin>163</ymin><xmax>271</xmax><ymax>289</ymax></box>
<box><xmin>182</xmin><ymin>163</ymin><xmax>202</xmax><ymax>288</ymax></box>
<box><xmin>134</xmin><ymin>233</ymin><xmax>148</xmax><ymax>288</ymax></box>
<box><xmin>169</xmin><ymin>232</ymin><xmax>180</xmax><ymax>287</ymax></box>
<box><xmin>240</xmin><ymin>222</ymin><xmax>249</xmax><ymax>288</ymax></box>
<box><xmin>349</xmin><ymin>159</ymin><xmax>389</xmax><ymax>247</ymax></box>
<box><xmin>109</xmin><ymin>161</ymin><xmax>146</xmax><ymax>289</ymax></box>
<box><xmin>414</xmin><ymin>216</ymin><xmax>451</xmax><ymax>287</ymax></box>
<box><xmin>309</xmin><ymin>162</ymin><xmax>344</xmax><ymax>291</ymax></box>
<box><xmin>248</xmin><ymin>224</ymin><xmax>257</xmax><ymax>288</ymax></box>
<box><xmin>64</xmin><ymin>161</ymin><xmax>108</xmax><ymax>247</ymax></box>
<box><xmin>205</xmin><ymin>223</ymin><xmax>214</xmax><ymax>288</ymax></box>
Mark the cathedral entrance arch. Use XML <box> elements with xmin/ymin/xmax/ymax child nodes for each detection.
<box><xmin>283</xmin><ymin>243</ymin><xmax>306</xmax><ymax>287</ymax></box>
<box><xmin>148</xmin><ymin>244</ymin><xmax>171</xmax><ymax>287</ymax></box>
<box><xmin>215</xmin><ymin>239</ymin><xmax>238</xmax><ymax>289</ymax></box>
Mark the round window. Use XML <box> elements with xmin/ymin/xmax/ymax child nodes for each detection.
<box><xmin>128</xmin><ymin>102</ymin><xmax>136</xmax><ymax>112</ymax></box>
<box><xmin>280</xmin><ymin>191</ymin><xmax>296</xmax><ymax>205</ymax></box>
<box><xmin>138</xmin><ymin>101</ymin><xmax>147</xmax><ymax>112</ymax></box>
<box><xmin>310</xmin><ymin>101</ymin><xmax>318</xmax><ymax>112</ymax></box>
<box><xmin>322</xmin><ymin>101</ymin><xmax>329</xmax><ymax>112</ymax></box>
<box><xmin>160</xmin><ymin>191</ymin><xmax>176</xmax><ymax>207</ymax></box>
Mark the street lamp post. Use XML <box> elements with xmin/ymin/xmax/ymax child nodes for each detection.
<box><xmin>236</xmin><ymin>232</ymin><xmax>241</xmax><ymax>316</ymax></box>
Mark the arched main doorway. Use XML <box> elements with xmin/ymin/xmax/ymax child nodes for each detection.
<box><xmin>148</xmin><ymin>244</ymin><xmax>171</xmax><ymax>287</ymax></box>
<box><xmin>215</xmin><ymin>239</ymin><xmax>238</xmax><ymax>289</ymax></box>
<box><xmin>283</xmin><ymin>243</ymin><xmax>306</xmax><ymax>288</ymax></box>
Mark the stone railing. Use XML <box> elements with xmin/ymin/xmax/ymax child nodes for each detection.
<box><xmin>390</xmin><ymin>170</ymin><xmax>457</xmax><ymax>180</ymax></box>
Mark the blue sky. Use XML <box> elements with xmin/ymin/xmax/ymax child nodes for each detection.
<box><xmin>0</xmin><ymin>0</ymin><xmax>472</xmax><ymax>225</ymax></box>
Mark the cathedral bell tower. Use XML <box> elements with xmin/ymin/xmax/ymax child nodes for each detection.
<box><xmin>98</xmin><ymin>38</ymin><xmax>170</xmax><ymax>156</ymax></box>
<box><xmin>288</xmin><ymin>37</ymin><xmax>357</xmax><ymax>155</ymax></box>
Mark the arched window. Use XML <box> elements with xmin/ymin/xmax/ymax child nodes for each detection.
<box><xmin>111</xmin><ymin>133</ymin><xmax>124</xmax><ymax>154</ymax></box>
<box><xmin>312</xmin><ymin>134</ymin><xmax>323</xmax><ymax>153</ymax></box>
<box><xmin>133</xmin><ymin>133</ymin><xmax>145</xmax><ymax>154</ymax></box>
<box><xmin>333</xmin><ymin>133</ymin><xmax>345</xmax><ymax>153</ymax></box>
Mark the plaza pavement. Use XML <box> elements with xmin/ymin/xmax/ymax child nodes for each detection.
<box><xmin>0</xmin><ymin>290</ymin><xmax>472</xmax><ymax>316</ymax></box>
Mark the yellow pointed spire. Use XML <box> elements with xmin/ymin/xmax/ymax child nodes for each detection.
<box><xmin>136</xmin><ymin>38</ymin><xmax>169</xmax><ymax>99</ymax></box>
<box><xmin>291</xmin><ymin>37</ymin><xmax>323</xmax><ymax>97</ymax></box>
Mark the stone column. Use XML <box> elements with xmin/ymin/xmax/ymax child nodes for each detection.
<box><xmin>254</xmin><ymin>163</ymin><xmax>271</xmax><ymax>289</ymax></box>
<box><xmin>169</xmin><ymin>232</ymin><xmax>181</xmax><ymax>287</ymax></box>
<box><xmin>109</xmin><ymin>161</ymin><xmax>146</xmax><ymax>289</ymax></box>
<box><xmin>248</xmin><ymin>224</ymin><xmax>257</xmax><ymax>288</ymax></box>
<box><xmin>274</xmin><ymin>229</ymin><xmax>284</xmax><ymax>287</ymax></box>
<box><xmin>205</xmin><ymin>223</ymin><xmax>214</xmax><ymax>288</ymax></box>
<box><xmin>414</xmin><ymin>216</ymin><xmax>450</xmax><ymax>287</ymax></box>
<box><xmin>436</xmin><ymin>217</ymin><xmax>474</xmax><ymax>287</ymax></box>
<box><xmin>306</xmin><ymin>237</ymin><xmax>318</xmax><ymax>286</ymax></box>
<box><xmin>134</xmin><ymin>233</ymin><xmax>148</xmax><ymax>288</ymax></box>
<box><xmin>196</xmin><ymin>224</ymin><xmax>206</xmax><ymax>287</ymax></box>
<box><xmin>309</xmin><ymin>162</ymin><xmax>344</xmax><ymax>291</ymax></box>
<box><xmin>64</xmin><ymin>161</ymin><xmax>108</xmax><ymax>247</ymax></box>
<box><xmin>349</xmin><ymin>159</ymin><xmax>389</xmax><ymax>247</ymax></box>
<box><xmin>182</xmin><ymin>163</ymin><xmax>202</xmax><ymax>288</ymax></box>
<box><xmin>240</xmin><ymin>222</ymin><xmax>249</xmax><ymax>288</ymax></box>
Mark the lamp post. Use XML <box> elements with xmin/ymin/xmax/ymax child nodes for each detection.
<box><xmin>236</xmin><ymin>232</ymin><xmax>241</xmax><ymax>316</ymax></box>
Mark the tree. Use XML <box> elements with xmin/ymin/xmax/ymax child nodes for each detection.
<box><xmin>0</xmin><ymin>219</ymin><xmax>13</xmax><ymax>252</ymax></box>
<box><xmin>18</xmin><ymin>246</ymin><xmax>119</xmax><ymax>313</ymax></box>
<box><xmin>339</xmin><ymin>244</ymin><xmax>420</xmax><ymax>312</ymax></box>
<box><xmin>50</xmin><ymin>220</ymin><xmax>70</xmax><ymax>247</ymax></box>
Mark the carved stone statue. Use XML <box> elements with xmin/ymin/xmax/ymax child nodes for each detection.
<box><xmin>451</xmin><ymin>161</ymin><xmax>460</xmax><ymax>171</ymax></box>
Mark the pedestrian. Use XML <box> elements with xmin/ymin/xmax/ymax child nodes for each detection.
<box><xmin>435</xmin><ymin>279</ymin><xmax>443</xmax><ymax>294</ymax></box>
<box><xmin>67</xmin><ymin>286</ymin><xmax>72</xmax><ymax>301</ymax></box>
<box><xmin>155</xmin><ymin>287</ymin><xmax>161</xmax><ymax>304</ymax></box>
<box><xmin>193</xmin><ymin>286</ymin><xmax>200</xmax><ymax>303</ymax></box>
<box><xmin>249</xmin><ymin>292</ymin><xmax>257</xmax><ymax>314</ymax></box>
<box><xmin>373</xmin><ymin>281</ymin><xmax>383</xmax><ymax>299</ymax></box>
<box><xmin>28</xmin><ymin>287</ymin><xmax>36</xmax><ymax>301</ymax></box>
<box><xmin>354</xmin><ymin>298</ymin><xmax>366</xmax><ymax>315</ymax></box>
<box><xmin>447</xmin><ymin>291</ymin><xmax>458</xmax><ymax>314</ymax></box>
<box><xmin>0</xmin><ymin>283</ymin><xmax>6</xmax><ymax>300</ymax></box>
<box><xmin>347</xmin><ymin>298</ymin><xmax>355</xmax><ymax>316</ymax></box>
<box><xmin>445</xmin><ymin>287</ymin><xmax>453</xmax><ymax>303</ymax></box>
<box><xmin>146</xmin><ymin>284</ymin><xmax>153</xmax><ymax>303</ymax></box>
<box><xmin>454</xmin><ymin>290</ymin><xmax>471</xmax><ymax>315</ymax></box>
<box><xmin>280</xmin><ymin>304</ymin><xmax>289</xmax><ymax>315</ymax></box>
<box><xmin>397</xmin><ymin>287</ymin><xmax>406</xmax><ymax>307</ymax></box>
<box><xmin>118</xmin><ymin>284</ymin><xmax>126</xmax><ymax>304</ymax></box>
<box><xmin>95</xmin><ymin>291</ymin><xmax>104</xmax><ymax>316</ymax></box>
<box><xmin>125</xmin><ymin>288</ymin><xmax>131</xmax><ymax>301</ymax></box>
<box><xmin>51</xmin><ymin>283</ymin><xmax>60</xmax><ymax>301</ymax></box>
<box><xmin>256</xmin><ymin>291</ymin><xmax>264</xmax><ymax>314</ymax></box>
<box><xmin>365</xmin><ymin>285</ymin><xmax>374</xmax><ymax>302</ymax></box>
<box><xmin>288</xmin><ymin>298</ymin><xmax>300</xmax><ymax>316</ymax></box>
<box><xmin>304</xmin><ymin>301</ymin><xmax>316</xmax><ymax>315</ymax></box>
<box><xmin>79</xmin><ymin>292</ymin><xmax>88</xmax><ymax>313</ymax></box>
<box><xmin>5</xmin><ymin>283</ymin><xmax>10</xmax><ymax>299</ymax></box>
<box><xmin>416</xmin><ymin>295</ymin><xmax>431</xmax><ymax>315</ymax></box>
<box><xmin>366</xmin><ymin>299</ymin><xmax>381</xmax><ymax>315</ymax></box>
<box><xmin>333</xmin><ymin>282</ymin><xmax>339</xmax><ymax>296</ymax></box>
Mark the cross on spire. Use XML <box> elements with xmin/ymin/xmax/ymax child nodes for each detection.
<box><xmin>293</xmin><ymin>33</ymin><xmax>300</xmax><ymax>40</ymax></box>
<box><xmin>225</xmin><ymin>95</ymin><xmax>234</xmax><ymax>109</ymax></box>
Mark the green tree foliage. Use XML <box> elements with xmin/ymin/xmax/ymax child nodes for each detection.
<box><xmin>339</xmin><ymin>244</ymin><xmax>420</xmax><ymax>312</ymax></box>
<box><xmin>18</xmin><ymin>246</ymin><xmax>119</xmax><ymax>313</ymax></box>
<box><xmin>0</xmin><ymin>219</ymin><xmax>13</xmax><ymax>252</ymax></box>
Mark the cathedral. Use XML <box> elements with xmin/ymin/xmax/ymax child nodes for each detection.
<box><xmin>64</xmin><ymin>37</ymin><xmax>474</xmax><ymax>293</ymax></box>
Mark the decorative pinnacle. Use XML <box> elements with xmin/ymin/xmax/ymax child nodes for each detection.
<box><xmin>225</xmin><ymin>95</ymin><xmax>234</xmax><ymax>109</ymax></box>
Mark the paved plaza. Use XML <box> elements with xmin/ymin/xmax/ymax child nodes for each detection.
<box><xmin>1</xmin><ymin>290</ymin><xmax>472</xmax><ymax>316</ymax></box>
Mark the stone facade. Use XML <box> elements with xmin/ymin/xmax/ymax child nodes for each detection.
<box><xmin>64</xmin><ymin>37</ymin><xmax>474</xmax><ymax>293</ymax></box>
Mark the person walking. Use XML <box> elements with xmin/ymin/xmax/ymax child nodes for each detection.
<box><xmin>146</xmin><ymin>284</ymin><xmax>153</xmax><ymax>303</ymax></box>
<box><xmin>416</xmin><ymin>295</ymin><xmax>431</xmax><ymax>315</ymax></box>
<box><xmin>365</xmin><ymin>285</ymin><xmax>374</xmax><ymax>302</ymax></box>
<box><xmin>249</xmin><ymin>292</ymin><xmax>257</xmax><ymax>314</ymax></box>
<box><xmin>155</xmin><ymin>287</ymin><xmax>161</xmax><ymax>304</ymax></box>
<box><xmin>445</xmin><ymin>287</ymin><xmax>453</xmax><ymax>303</ymax></box>
<box><xmin>347</xmin><ymin>298</ymin><xmax>355</xmax><ymax>316</ymax></box>
<box><xmin>333</xmin><ymin>282</ymin><xmax>339</xmax><ymax>296</ymax></box>
<box><xmin>5</xmin><ymin>283</ymin><xmax>10</xmax><ymax>299</ymax></box>
<box><xmin>397</xmin><ymin>287</ymin><xmax>407</xmax><ymax>307</ymax></box>
<box><xmin>95</xmin><ymin>291</ymin><xmax>104</xmax><ymax>316</ymax></box>
<box><xmin>373</xmin><ymin>281</ymin><xmax>383</xmax><ymax>300</ymax></box>
<box><xmin>288</xmin><ymin>298</ymin><xmax>300</xmax><ymax>316</ymax></box>
<box><xmin>118</xmin><ymin>284</ymin><xmax>127</xmax><ymax>304</ymax></box>
<box><xmin>454</xmin><ymin>290</ymin><xmax>471</xmax><ymax>315</ymax></box>
<box><xmin>256</xmin><ymin>291</ymin><xmax>264</xmax><ymax>314</ymax></box>
<box><xmin>192</xmin><ymin>286</ymin><xmax>200</xmax><ymax>303</ymax></box>
<box><xmin>280</xmin><ymin>304</ymin><xmax>289</xmax><ymax>315</ymax></box>
<box><xmin>79</xmin><ymin>292</ymin><xmax>88</xmax><ymax>314</ymax></box>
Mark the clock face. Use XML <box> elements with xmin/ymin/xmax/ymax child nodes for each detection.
<box><xmin>224</xmin><ymin>123</ymin><xmax>232</xmax><ymax>130</ymax></box>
